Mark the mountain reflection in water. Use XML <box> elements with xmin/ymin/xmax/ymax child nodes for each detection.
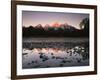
<box><xmin>22</xmin><ymin>44</ymin><xmax>89</xmax><ymax>69</ymax></box>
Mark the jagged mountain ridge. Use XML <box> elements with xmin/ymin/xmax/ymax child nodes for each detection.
<box><xmin>31</xmin><ymin>23</ymin><xmax>79</xmax><ymax>31</ymax></box>
<box><xmin>22</xmin><ymin>23</ymin><xmax>89</xmax><ymax>37</ymax></box>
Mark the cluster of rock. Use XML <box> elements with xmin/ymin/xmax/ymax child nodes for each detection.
<box><xmin>22</xmin><ymin>46</ymin><xmax>89</xmax><ymax>69</ymax></box>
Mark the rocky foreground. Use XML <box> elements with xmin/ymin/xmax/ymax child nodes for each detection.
<box><xmin>22</xmin><ymin>45</ymin><xmax>89</xmax><ymax>69</ymax></box>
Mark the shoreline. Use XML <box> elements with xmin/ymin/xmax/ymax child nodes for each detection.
<box><xmin>23</xmin><ymin>37</ymin><xmax>89</xmax><ymax>43</ymax></box>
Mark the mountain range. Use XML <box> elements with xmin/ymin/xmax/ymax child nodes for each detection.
<box><xmin>22</xmin><ymin>23</ymin><xmax>89</xmax><ymax>37</ymax></box>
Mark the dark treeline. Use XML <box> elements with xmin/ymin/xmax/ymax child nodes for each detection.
<box><xmin>22</xmin><ymin>26</ymin><xmax>89</xmax><ymax>37</ymax></box>
<box><xmin>22</xmin><ymin>18</ymin><xmax>89</xmax><ymax>38</ymax></box>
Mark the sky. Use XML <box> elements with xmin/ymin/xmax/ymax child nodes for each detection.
<box><xmin>22</xmin><ymin>11</ymin><xmax>89</xmax><ymax>29</ymax></box>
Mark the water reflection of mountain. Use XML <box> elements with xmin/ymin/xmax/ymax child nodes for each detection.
<box><xmin>22</xmin><ymin>45</ymin><xmax>89</xmax><ymax>68</ymax></box>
